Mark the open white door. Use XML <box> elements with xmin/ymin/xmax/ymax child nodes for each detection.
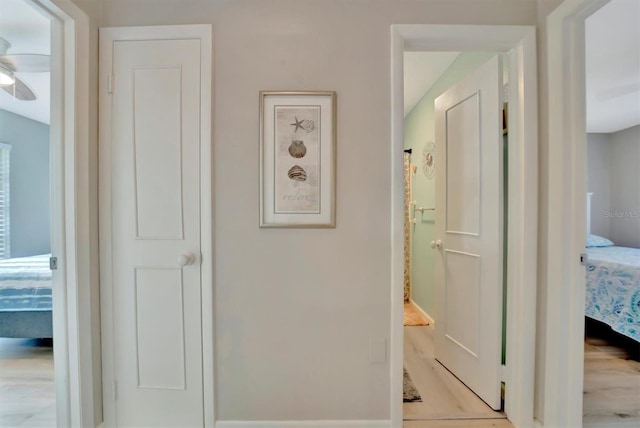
<box><xmin>100</xmin><ymin>26</ymin><xmax>212</xmax><ymax>427</ymax></box>
<box><xmin>433</xmin><ymin>55</ymin><xmax>504</xmax><ymax>410</ymax></box>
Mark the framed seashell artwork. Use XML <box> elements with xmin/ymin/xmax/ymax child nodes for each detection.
<box><xmin>260</xmin><ymin>91</ymin><xmax>336</xmax><ymax>227</ymax></box>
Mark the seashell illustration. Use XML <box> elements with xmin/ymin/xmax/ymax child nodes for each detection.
<box><xmin>288</xmin><ymin>140</ymin><xmax>307</xmax><ymax>158</ymax></box>
<box><xmin>287</xmin><ymin>165</ymin><xmax>307</xmax><ymax>182</ymax></box>
<box><xmin>300</xmin><ymin>119</ymin><xmax>315</xmax><ymax>133</ymax></box>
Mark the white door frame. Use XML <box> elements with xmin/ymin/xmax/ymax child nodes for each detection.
<box><xmin>390</xmin><ymin>25</ymin><xmax>538</xmax><ymax>428</ymax></box>
<box><xmin>99</xmin><ymin>24</ymin><xmax>214</xmax><ymax>427</ymax></box>
<box><xmin>25</xmin><ymin>0</ymin><xmax>94</xmax><ymax>427</ymax></box>
<box><xmin>540</xmin><ymin>1</ymin><xmax>608</xmax><ymax>427</ymax></box>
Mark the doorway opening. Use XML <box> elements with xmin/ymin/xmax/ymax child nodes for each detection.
<box><xmin>401</xmin><ymin>50</ymin><xmax>509</xmax><ymax>424</ymax></box>
<box><xmin>583</xmin><ymin>0</ymin><xmax>640</xmax><ymax>426</ymax></box>
<box><xmin>541</xmin><ymin>0</ymin><xmax>638</xmax><ymax>426</ymax></box>
<box><xmin>0</xmin><ymin>0</ymin><xmax>94</xmax><ymax>426</ymax></box>
<box><xmin>0</xmin><ymin>0</ymin><xmax>55</xmax><ymax>425</ymax></box>
<box><xmin>391</xmin><ymin>25</ymin><xmax>538</xmax><ymax>428</ymax></box>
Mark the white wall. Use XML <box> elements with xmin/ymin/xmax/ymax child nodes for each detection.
<box><xmin>587</xmin><ymin>133</ymin><xmax>611</xmax><ymax>237</ymax></box>
<box><xmin>609</xmin><ymin>125</ymin><xmax>640</xmax><ymax>247</ymax></box>
<box><xmin>587</xmin><ymin>127</ymin><xmax>640</xmax><ymax>247</ymax></box>
<box><xmin>100</xmin><ymin>0</ymin><xmax>537</xmax><ymax>421</ymax></box>
<box><xmin>0</xmin><ymin>109</ymin><xmax>50</xmax><ymax>258</ymax></box>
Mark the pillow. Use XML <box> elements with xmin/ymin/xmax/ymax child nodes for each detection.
<box><xmin>586</xmin><ymin>234</ymin><xmax>614</xmax><ymax>248</ymax></box>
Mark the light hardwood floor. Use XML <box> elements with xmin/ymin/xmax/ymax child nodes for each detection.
<box><xmin>403</xmin><ymin>325</ymin><xmax>508</xmax><ymax>425</ymax></box>
<box><xmin>0</xmin><ymin>338</ymin><xmax>55</xmax><ymax>428</ymax></box>
<box><xmin>404</xmin><ymin>420</ymin><xmax>514</xmax><ymax>428</ymax></box>
<box><xmin>0</xmin><ymin>325</ymin><xmax>636</xmax><ymax>428</ymax></box>
<box><xmin>404</xmin><ymin>322</ymin><xmax>640</xmax><ymax>428</ymax></box>
<box><xmin>583</xmin><ymin>325</ymin><xmax>640</xmax><ymax>428</ymax></box>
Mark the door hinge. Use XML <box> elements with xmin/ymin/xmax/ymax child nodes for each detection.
<box><xmin>580</xmin><ymin>253</ymin><xmax>589</xmax><ymax>266</ymax></box>
<box><xmin>107</xmin><ymin>74</ymin><xmax>114</xmax><ymax>94</ymax></box>
<box><xmin>112</xmin><ymin>379</ymin><xmax>118</xmax><ymax>401</ymax></box>
<box><xmin>49</xmin><ymin>256</ymin><xmax>58</xmax><ymax>270</ymax></box>
<box><xmin>500</xmin><ymin>364</ymin><xmax>507</xmax><ymax>382</ymax></box>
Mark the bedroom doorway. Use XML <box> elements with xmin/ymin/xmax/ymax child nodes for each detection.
<box><xmin>0</xmin><ymin>0</ymin><xmax>55</xmax><ymax>425</ymax></box>
<box><xmin>583</xmin><ymin>1</ymin><xmax>640</xmax><ymax>426</ymax></box>
<box><xmin>542</xmin><ymin>0</ymin><xmax>639</xmax><ymax>426</ymax></box>
<box><xmin>1</xmin><ymin>0</ymin><xmax>94</xmax><ymax>426</ymax></box>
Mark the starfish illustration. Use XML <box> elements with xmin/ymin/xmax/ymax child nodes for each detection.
<box><xmin>290</xmin><ymin>116</ymin><xmax>304</xmax><ymax>132</ymax></box>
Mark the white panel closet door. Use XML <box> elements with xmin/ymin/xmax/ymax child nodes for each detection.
<box><xmin>433</xmin><ymin>55</ymin><xmax>504</xmax><ymax>410</ymax></box>
<box><xmin>108</xmin><ymin>37</ymin><xmax>204</xmax><ymax>427</ymax></box>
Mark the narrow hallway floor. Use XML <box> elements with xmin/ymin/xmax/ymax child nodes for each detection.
<box><xmin>403</xmin><ymin>325</ymin><xmax>508</xmax><ymax>425</ymax></box>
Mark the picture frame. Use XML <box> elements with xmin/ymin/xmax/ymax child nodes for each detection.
<box><xmin>259</xmin><ymin>91</ymin><xmax>336</xmax><ymax>228</ymax></box>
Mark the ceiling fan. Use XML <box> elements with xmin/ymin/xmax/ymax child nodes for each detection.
<box><xmin>0</xmin><ymin>37</ymin><xmax>50</xmax><ymax>101</ymax></box>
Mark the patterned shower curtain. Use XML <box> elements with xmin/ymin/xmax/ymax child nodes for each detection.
<box><xmin>404</xmin><ymin>153</ymin><xmax>411</xmax><ymax>302</ymax></box>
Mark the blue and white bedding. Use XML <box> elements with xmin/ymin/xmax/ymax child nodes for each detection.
<box><xmin>0</xmin><ymin>254</ymin><xmax>52</xmax><ymax>312</ymax></box>
<box><xmin>586</xmin><ymin>246</ymin><xmax>640</xmax><ymax>342</ymax></box>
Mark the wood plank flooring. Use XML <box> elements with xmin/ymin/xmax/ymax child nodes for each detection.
<box><xmin>0</xmin><ymin>338</ymin><xmax>55</xmax><ymax>428</ymax></box>
<box><xmin>583</xmin><ymin>326</ymin><xmax>640</xmax><ymax>428</ymax></box>
<box><xmin>0</xmin><ymin>323</ymin><xmax>636</xmax><ymax>428</ymax></box>
<box><xmin>404</xmin><ymin>419</ymin><xmax>514</xmax><ymax>428</ymax></box>
<box><xmin>405</xmin><ymin>323</ymin><xmax>640</xmax><ymax>428</ymax></box>
<box><xmin>403</xmin><ymin>325</ymin><xmax>508</xmax><ymax>424</ymax></box>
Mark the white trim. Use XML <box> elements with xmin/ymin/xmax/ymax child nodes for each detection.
<box><xmin>215</xmin><ymin>421</ymin><xmax>390</xmax><ymax>428</ymax></box>
<box><xmin>408</xmin><ymin>299</ymin><xmax>435</xmax><ymax>326</ymax></box>
<box><xmin>390</xmin><ymin>27</ymin><xmax>405</xmax><ymax>428</ymax></box>
<box><xmin>504</xmin><ymin>26</ymin><xmax>538</xmax><ymax>428</ymax></box>
<box><xmin>541</xmin><ymin>1</ymin><xmax>609</xmax><ymax>427</ymax></box>
<box><xmin>391</xmin><ymin>24</ymin><xmax>538</xmax><ymax>428</ymax></box>
<box><xmin>26</xmin><ymin>1</ymin><xmax>93</xmax><ymax>426</ymax></box>
<box><xmin>199</xmin><ymin>26</ymin><xmax>215</xmax><ymax>428</ymax></box>
<box><xmin>99</xmin><ymin>24</ymin><xmax>214</xmax><ymax>428</ymax></box>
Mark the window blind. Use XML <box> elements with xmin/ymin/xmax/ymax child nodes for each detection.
<box><xmin>0</xmin><ymin>143</ymin><xmax>11</xmax><ymax>259</ymax></box>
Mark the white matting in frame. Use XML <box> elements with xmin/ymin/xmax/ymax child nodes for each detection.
<box><xmin>260</xmin><ymin>91</ymin><xmax>336</xmax><ymax>228</ymax></box>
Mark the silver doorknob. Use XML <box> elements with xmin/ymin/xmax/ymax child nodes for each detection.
<box><xmin>177</xmin><ymin>253</ymin><xmax>196</xmax><ymax>267</ymax></box>
<box><xmin>430</xmin><ymin>240</ymin><xmax>442</xmax><ymax>249</ymax></box>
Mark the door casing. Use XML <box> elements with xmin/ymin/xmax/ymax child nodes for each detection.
<box><xmin>99</xmin><ymin>24</ymin><xmax>214</xmax><ymax>427</ymax></box>
<box><xmin>390</xmin><ymin>25</ymin><xmax>538</xmax><ymax>428</ymax></box>
<box><xmin>541</xmin><ymin>1</ymin><xmax>609</xmax><ymax>427</ymax></box>
<box><xmin>24</xmin><ymin>1</ymin><xmax>95</xmax><ymax>427</ymax></box>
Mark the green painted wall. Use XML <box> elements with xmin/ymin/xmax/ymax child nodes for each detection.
<box><xmin>403</xmin><ymin>52</ymin><xmax>494</xmax><ymax>316</ymax></box>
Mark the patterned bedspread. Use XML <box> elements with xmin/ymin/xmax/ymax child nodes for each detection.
<box><xmin>0</xmin><ymin>254</ymin><xmax>52</xmax><ymax>311</ymax></box>
<box><xmin>586</xmin><ymin>246</ymin><xmax>640</xmax><ymax>342</ymax></box>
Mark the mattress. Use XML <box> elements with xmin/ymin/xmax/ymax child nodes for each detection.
<box><xmin>0</xmin><ymin>254</ymin><xmax>52</xmax><ymax>312</ymax></box>
<box><xmin>586</xmin><ymin>246</ymin><xmax>640</xmax><ymax>342</ymax></box>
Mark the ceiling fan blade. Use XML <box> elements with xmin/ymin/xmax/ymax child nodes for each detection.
<box><xmin>0</xmin><ymin>54</ymin><xmax>50</xmax><ymax>72</ymax></box>
<box><xmin>1</xmin><ymin>76</ymin><xmax>36</xmax><ymax>101</ymax></box>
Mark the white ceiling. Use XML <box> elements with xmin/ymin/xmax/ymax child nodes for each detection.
<box><xmin>585</xmin><ymin>0</ymin><xmax>639</xmax><ymax>133</ymax></box>
<box><xmin>404</xmin><ymin>0</ymin><xmax>639</xmax><ymax>134</ymax></box>
<box><xmin>0</xmin><ymin>0</ymin><xmax>50</xmax><ymax>125</ymax></box>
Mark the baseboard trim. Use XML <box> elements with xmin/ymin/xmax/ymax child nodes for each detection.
<box><xmin>216</xmin><ymin>420</ymin><xmax>390</xmax><ymax>428</ymax></box>
<box><xmin>409</xmin><ymin>299</ymin><xmax>435</xmax><ymax>326</ymax></box>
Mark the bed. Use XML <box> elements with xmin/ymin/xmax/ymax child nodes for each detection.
<box><xmin>585</xmin><ymin>193</ymin><xmax>640</xmax><ymax>342</ymax></box>
<box><xmin>586</xmin><ymin>245</ymin><xmax>640</xmax><ymax>342</ymax></box>
<box><xmin>0</xmin><ymin>254</ymin><xmax>53</xmax><ymax>338</ymax></box>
